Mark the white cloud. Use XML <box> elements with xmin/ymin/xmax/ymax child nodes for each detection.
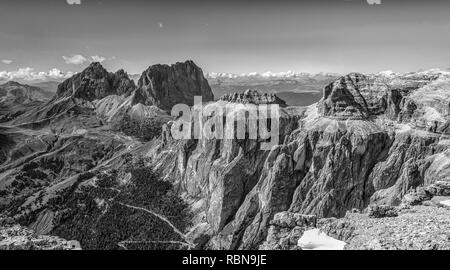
<box><xmin>63</xmin><ymin>54</ymin><xmax>88</xmax><ymax>65</ymax></box>
<box><xmin>66</xmin><ymin>0</ymin><xmax>82</xmax><ymax>5</ymax></box>
<box><xmin>158</xmin><ymin>22</ymin><xmax>164</xmax><ymax>28</ymax></box>
<box><xmin>1</xmin><ymin>59</ymin><xmax>13</xmax><ymax>65</ymax></box>
<box><xmin>91</xmin><ymin>55</ymin><xmax>106</xmax><ymax>63</ymax></box>
<box><xmin>0</xmin><ymin>67</ymin><xmax>74</xmax><ymax>81</ymax></box>
<box><xmin>47</xmin><ymin>68</ymin><xmax>72</xmax><ymax>78</ymax></box>
<box><xmin>63</xmin><ymin>54</ymin><xmax>114</xmax><ymax>65</ymax></box>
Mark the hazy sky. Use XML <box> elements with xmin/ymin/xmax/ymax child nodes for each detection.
<box><xmin>1</xmin><ymin>0</ymin><xmax>450</xmax><ymax>76</ymax></box>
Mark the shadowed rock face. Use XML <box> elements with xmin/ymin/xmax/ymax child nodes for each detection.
<box><xmin>136</xmin><ymin>60</ymin><xmax>214</xmax><ymax>111</ymax></box>
<box><xmin>56</xmin><ymin>62</ymin><xmax>136</xmax><ymax>101</ymax></box>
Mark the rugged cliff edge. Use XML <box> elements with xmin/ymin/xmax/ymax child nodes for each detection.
<box><xmin>145</xmin><ymin>71</ymin><xmax>450</xmax><ymax>249</ymax></box>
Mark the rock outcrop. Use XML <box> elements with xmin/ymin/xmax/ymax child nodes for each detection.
<box><xmin>318</xmin><ymin>73</ymin><xmax>370</xmax><ymax>119</ymax></box>
<box><xmin>260</xmin><ymin>212</ymin><xmax>316</xmax><ymax>250</ymax></box>
<box><xmin>220</xmin><ymin>89</ymin><xmax>287</xmax><ymax>107</ymax></box>
<box><xmin>367</xmin><ymin>205</ymin><xmax>398</xmax><ymax>218</ymax></box>
<box><xmin>135</xmin><ymin>60</ymin><xmax>214</xmax><ymax>111</ymax></box>
<box><xmin>260</xmin><ymin>190</ymin><xmax>450</xmax><ymax>250</ymax></box>
<box><xmin>0</xmin><ymin>220</ymin><xmax>81</xmax><ymax>250</ymax></box>
<box><xmin>401</xmin><ymin>181</ymin><xmax>450</xmax><ymax>206</ymax></box>
<box><xmin>56</xmin><ymin>62</ymin><xmax>136</xmax><ymax>101</ymax></box>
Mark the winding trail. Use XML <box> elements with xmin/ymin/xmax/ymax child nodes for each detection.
<box><xmin>117</xmin><ymin>202</ymin><xmax>194</xmax><ymax>249</ymax></box>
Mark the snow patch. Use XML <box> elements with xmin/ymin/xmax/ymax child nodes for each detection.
<box><xmin>302</xmin><ymin>104</ymin><xmax>320</xmax><ymax>125</ymax></box>
<box><xmin>439</xmin><ymin>200</ymin><xmax>450</xmax><ymax>207</ymax></box>
<box><xmin>298</xmin><ymin>229</ymin><xmax>347</xmax><ymax>250</ymax></box>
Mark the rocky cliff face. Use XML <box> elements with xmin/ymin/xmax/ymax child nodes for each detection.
<box><xmin>56</xmin><ymin>62</ymin><xmax>136</xmax><ymax>101</ymax></box>
<box><xmin>318</xmin><ymin>73</ymin><xmax>370</xmax><ymax>119</ymax></box>
<box><xmin>135</xmin><ymin>60</ymin><xmax>214</xmax><ymax>110</ymax></box>
<box><xmin>144</xmin><ymin>70</ymin><xmax>450</xmax><ymax>249</ymax></box>
<box><xmin>220</xmin><ymin>89</ymin><xmax>287</xmax><ymax>107</ymax></box>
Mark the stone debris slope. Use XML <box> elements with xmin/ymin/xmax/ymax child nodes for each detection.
<box><xmin>0</xmin><ymin>219</ymin><xmax>81</xmax><ymax>250</ymax></box>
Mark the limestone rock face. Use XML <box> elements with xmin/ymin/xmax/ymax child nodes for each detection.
<box><xmin>56</xmin><ymin>62</ymin><xmax>136</xmax><ymax>101</ymax></box>
<box><xmin>113</xmin><ymin>69</ymin><xmax>137</xmax><ymax>97</ymax></box>
<box><xmin>318</xmin><ymin>73</ymin><xmax>370</xmax><ymax>119</ymax></box>
<box><xmin>192</xmin><ymin>73</ymin><xmax>448</xmax><ymax>248</ymax></box>
<box><xmin>144</xmin><ymin>70</ymin><xmax>450</xmax><ymax>249</ymax></box>
<box><xmin>220</xmin><ymin>89</ymin><xmax>287</xmax><ymax>107</ymax></box>
<box><xmin>136</xmin><ymin>60</ymin><xmax>214</xmax><ymax>111</ymax></box>
<box><xmin>260</xmin><ymin>212</ymin><xmax>316</xmax><ymax>250</ymax></box>
<box><xmin>401</xmin><ymin>181</ymin><xmax>450</xmax><ymax>206</ymax></box>
<box><xmin>368</xmin><ymin>132</ymin><xmax>444</xmax><ymax>206</ymax></box>
<box><xmin>148</xmin><ymin>100</ymin><xmax>300</xmax><ymax>249</ymax></box>
<box><xmin>147</xmin><ymin>103</ymin><xmax>390</xmax><ymax>249</ymax></box>
<box><xmin>288</xmin><ymin>119</ymin><xmax>391</xmax><ymax>218</ymax></box>
<box><xmin>318</xmin><ymin>70</ymin><xmax>450</xmax><ymax>131</ymax></box>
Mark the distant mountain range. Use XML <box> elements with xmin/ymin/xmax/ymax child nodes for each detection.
<box><xmin>28</xmin><ymin>81</ymin><xmax>60</xmax><ymax>93</ymax></box>
<box><xmin>2</xmin><ymin>68</ymin><xmax>450</xmax><ymax>108</ymax></box>
<box><xmin>206</xmin><ymin>71</ymin><xmax>341</xmax><ymax>79</ymax></box>
<box><xmin>0</xmin><ymin>81</ymin><xmax>55</xmax><ymax>123</ymax></box>
<box><xmin>205</xmin><ymin>72</ymin><xmax>339</xmax><ymax>106</ymax></box>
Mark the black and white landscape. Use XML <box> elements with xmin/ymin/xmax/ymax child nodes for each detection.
<box><xmin>1</xmin><ymin>0</ymin><xmax>450</xmax><ymax>251</ymax></box>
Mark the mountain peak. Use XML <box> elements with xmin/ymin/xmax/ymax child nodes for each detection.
<box><xmin>135</xmin><ymin>60</ymin><xmax>213</xmax><ymax>110</ymax></box>
<box><xmin>56</xmin><ymin>63</ymin><xmax>135</xmax><ymax>101</ymax></box>
<box><xmin>81</xmin><ymin>62</ymin><xmax>109</xmax><ymax>77</ymax></box>
<box><xmin>318</xmin><ymin>73</ymin><xmax>370</xmax><ymax>119</ymax></box>
<box><xmin>86</xmin><ymin>61</ymin><xmax>105</xmax><ymax>69</ymax></box>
